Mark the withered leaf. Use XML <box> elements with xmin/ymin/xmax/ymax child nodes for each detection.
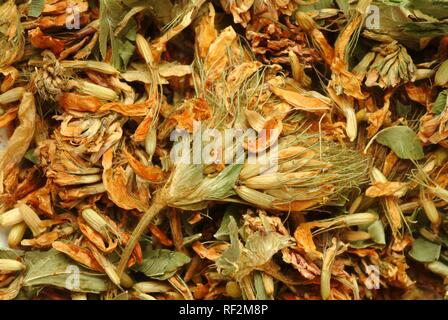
<box><xmin>135</xmin><ymin>249</ymin><xmax>190</xmax><ymax>280</ymax></box>
<box><xmin>432</xmin><ymin>90</ymin><xmax>447</xmax><ymax>115</ymax></box>
<box><xmin>372</xmin><ymin>126</ymin><xmax>424</xmax><ymax>160</ymax></box>
<box><xmin>23</xmin><ymin>249</ymin><xmax>110</xmax><ymax>293</ymax></box>
<box><xmin>27</xmin><ymin>0</ymin><xmax>45</xmax><ymax>17</ymax></box>
<box><xmin>214</xmin><ymin>205</ymin><xmax>241</xmax><ymax>241</ymax></box>
<box><xmin>409</xmin><ymin>238</ymin><xmax>441</xmax><ymax>263</ymax></box>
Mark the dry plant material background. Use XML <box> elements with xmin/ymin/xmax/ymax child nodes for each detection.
<box><xmin>0</xmin><ymin>0</ymin><xmax>448</xmax><ymax>300</ymax></box>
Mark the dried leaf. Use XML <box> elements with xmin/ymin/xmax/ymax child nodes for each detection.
<box><xmin>23</xmin><ymin>249</ymin><xmax>109</xmax><ymax>293</ymax></box>
<box><xmin>371</xmin><ymin>126</ymin><xmax>424</xmax><ymax>160</ymax></box>
<box><xmin>135</xmin><ymin>249</ymin><xmax>190</xmax><ymax>280</ymax></box>
<box><xmin>99</xmin><ymin>0</ymin><xmax>131</xmax><ymax>70</ymax></box>
<box><xmin>27</xmin><ymin>0</ymin><xmax>45</xmax><ymax>17</ymax></box>
<box><xmin>435</xmin><ymin>59</ymin><xmax>448</xmax><ymax>87</ymax></box>
<box><xmin>432</xmin><ymin>90</ymin><xmax>447</xmax><ymax>115</ymax></box>
<box><xmin>367</xmin><ymin>220</ymin><xmax>386</xmax><ymax>245</ymax></box>
<box><xmin>214</xmin><ymin>205</ymin><xmax>240</xmax><ymax>241</ymax></box>
<box><xmin>409</xmin><ymin>238</ymin><xmax>441</xmax><ymax>263</ymax></box>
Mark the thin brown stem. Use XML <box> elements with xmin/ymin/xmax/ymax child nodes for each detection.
<box><xmin>117</xmin><ymin>191</ymin><xmax>167</xmax><ymax>277</ymax></box>
<box><xmin>169</xmin><ymin>208</ymin><xmax>184</xmax><ymax>252</ymax></box>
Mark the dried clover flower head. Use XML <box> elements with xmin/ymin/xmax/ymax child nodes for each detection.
<box><xmin>0</xmin><ymin>0</ymin><xmax>24</xmax><ymax>68</ymax></box>
<box><xmin>34</xmin><ymin>51</ymin><xmax>72</xmax><ymax>101</ymax></box>
<box><xmin>353</xmin><ymin>41</ymin><xmax>417</xmax><ymax>88</ymax></box>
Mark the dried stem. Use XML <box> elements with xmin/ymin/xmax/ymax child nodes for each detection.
<box><xmin>117</xmin><ymin>191</ymin><xmax>167</xmax><ymax>277</ymax></box>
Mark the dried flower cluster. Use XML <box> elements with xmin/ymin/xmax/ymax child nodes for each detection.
<box><xmin>0</xmin><ymin>0</ymin><xmax>448</xmax><ymax>300</ymax></box>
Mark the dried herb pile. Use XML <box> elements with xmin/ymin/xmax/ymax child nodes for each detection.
<box><xmin>0</xmin><ymin>0</ymin><xmax>448</xmax><ymax>300</ymax></box>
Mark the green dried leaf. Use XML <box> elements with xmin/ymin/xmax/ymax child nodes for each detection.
<box><xmin>23</xmin><ymin>249</ymin><xmax>110</xmax><ymax>293</ymax></box>
<box><xmin>395</xmin><ymin>101</ymin><xmax>413</xmax><ymax>118</ymax></box>
<box><xmin>369</xmin><ymin>1</ymin><xmax>448</xmax><ymax>50</ymax></box>
<box><xmin>368</xmin><ymin>220</ymin><xmax>386</xmax><ymax>245</ymax></box>
<box><xmin>0</xmin><ymin>248</ymin><xmax>23</xmax><ymax>260</ymax></box>
<box><xmin>435</xmin><ymin>60</ymin><xmax>448</xmax><ymax>87</ymax></box>
<box><xmin>348</xmin><ymin>241</ymin><xmax>378</xmax><ymax>249</ymax></box>
<box><xmin>118</xmin><ymin>39</ymin><xmax>135</xmax><ymax>68</ymax></box>
<box><xmin>335</xmin><ymin>0</ymin><xmax>350</xmax><ymax>13</ymax></box>
<box><xmin>135</xmin><ymin>249</ymin><xmax>190</xmax><ymax>280</ymax></box>
<box><xmin>182</xmin><ymin>233</ymin><xmax>202</xmax><ymax>247</ymax></box>
<box><xmin>124</xmin><ymin>18</ymin><xmax>138</xmax><ymax>41</ymax></box>
<box><xmin>99</xmin><ymin>0</ymin><xmax>137</xmax><ymax>70</ymax></box>
<box><xmin>433</xmin><ymin>90</ymin><xmax>447</xmax><ymax>115</ymax></box>
<box><xmin>409</xmin><ymin>237</ymin><xmax>441</xmax><ymax>262</ymax></box>
<box><xmin>28</xmin><ymin>0</ymin><xmax>45</xmax><ymax>17</ymax></box>
<box><xmin>409</xmin><ymin>0</ymin><xmax>448</xmax><ymax>20</ymax></box>
<box><xmin>99</xmin><ymin>0</ymin><xmax>124</xmax><ymax>58</ymax></box>
<box><xmin>439</xmin><ymin>232</ymin><xmax>448</xmax><ymax>248</ymax></box>
<box><xmin>373</xmin><ymin>126</ymin><xmax>424</xmax><ymax>160</ymax></box>
<box><xmin>216</xmin><ymin>217</ymin><xmax>243</xmax><ymax>275</ymax></box>
<box><xmin>214</xmin><ymin>205</ymin><xmax>241</xmax><ymax>241</ymax></box>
